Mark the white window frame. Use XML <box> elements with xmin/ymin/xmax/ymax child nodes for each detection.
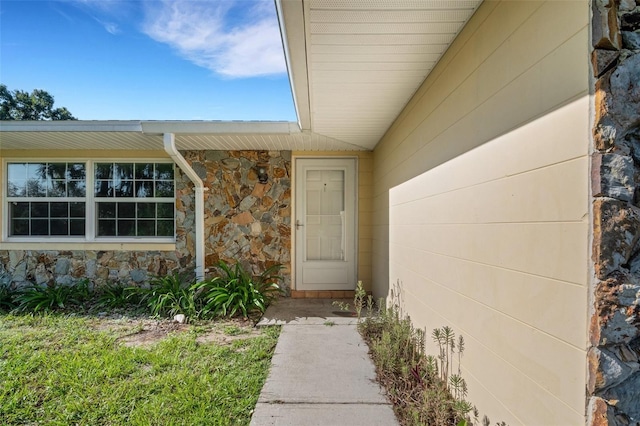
<box><xmin>2</xmin><ymin>158</ymin><xmax>176</xmax><ymax>244</ymax></box>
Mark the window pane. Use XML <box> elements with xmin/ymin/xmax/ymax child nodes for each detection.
<box><xmin>31</xmin><ymin>203</ymin><xmax>48</xmax><ymax>218</ymax></box>
<box><xmin>155</xmin><ymin>163</ymin><xmax>174</xmax><ymax>180</ymax></box>
<box><xmin>8</xmin><ymin>180</ymin><xmax>26</xmax><ymax>197</ymax></box>
<box><xmin>25</xmin><ymin>163</ymin><xmax>47</xmax><ymax>197</ymax></box>
<box><xmin>114</xmin><ymin>180</ymin><xmax>133</xmax><ymax>197</ymax></box>
<box><xmin>48</xmin><ymin>180</ymin><xmax>66</xmax><ymax>197</ymax></box>
<box><xmin>118</xmin><ymin>220</ymin><xmax>135</xmax><ymax>236</ymax></box>
<box><xmin>138</xmin><ymin>220</ymin><xmax>155</xmax><ymax>236</ymax></box>
<box><xmin>70</xmin><ymin>202</ymin><xmax>85</xmax><ymax>217</ymax></box>
<box><xmin>95</xmin><ymin>180</ymin><xmax>112</xmax><ymax>197</ymax></box>
<box><xmin>157</xmin><ymin>203</ymin><xmax>174</xmax><ymax>218</ymax></box>
<box><xmin>157</xmin><ymin>220</ymin><xmax>174</xmax><ymax>236</ymax></box>
<box><xmin>137</xmin><ymin>203</ymin><xmax>155</xmax><ymax>218</ymax></box>
<box><xmin>98</xmin><ymin>203</ymin><xmax>116</xmax><ymax>219</ymax></box>
<box><xmin>7</xmin><ymin>163</ymin><xmax>27</xmax><ymax>197</ymax></box>
<box><xmin>8</xmin><ymin>163</ymin><xmax>27</xmax><ymax>180</ymax></box>
<box><xmin>51</xmin><ymin>202</ymin><xmax>68</xmax><ymax>218</ymax></box>
<box><xmin>11</xmin><ymin>202</ymin><xmax>30</xmax><ymax>218</ymax></box>
<box><xmin>49</xmin><ymin>163</ymin><xmax>66</xmax><ymax>179</ymax></box>
<box><xmin>155</xmin><ymin>181</ymin><xmax>174</xmax><ymax>197</ymax></box>
<box><xmin>98</xmin><ymin>220</ymin><xmax>116</xmax><ymax>236</ymax></box>
<box><xmin>70</xmin><ymin>219</ymin><xmax>85</xmax><ymax>235</ymax></box>
<box><xmin>67</xmin><ymin>163</ymin><xmax>86</xmax><ymax>180</ymax></box>
<box><xmin>31</xmin><ymin>219</ymin><xmax>48</xmax><ymax>235</ymax></box>
<box><xmin>27</xmin><ymin>179</ymin><xmax>47</xmax><ymax>197</ymax></box>
<box><xmin>27</xmin><ymin>163</ymin><xmax>46</xmax><ymax>180</ymax></box>
<box><xmin>11</xmin><ymin>219</ymin><xmax>29</xmax><ymax>236</ymax></box>
<box><xmin>118</xmin><ymin>203</ymin><xmax>135</xmax><ymax>218</ymax></box>
<box><xmin>51</xmin><ymin>219</ymin><xmax>69</xmax><ymax>236</ymax></box>
<box><xmin>136</xmin><ymin>163</ymin><xmax>154</xmax><ymax>179</ymax></box>
<box><xmin>115</xmin><ymin>163</ymin><xmax>133</xmax><ymax>180</ymax></box>
<box><xmin>135</xmin><ymin>181</ymin><xmax>154</xmax><ymax>198</ymax></box>
<box><xmin>68</xmin><ymin>180</ymin><xmax>86</xmax><ymax>197</ymax></box>
<box><xmin>95</xmin><ymin>163</ymin><xmax>113</xmax><ymax>179</ymax></box>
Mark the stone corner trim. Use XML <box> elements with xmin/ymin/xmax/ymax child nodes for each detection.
<box><xmin>589</xmin><ymin>1</ymin><xmax>640</xmax><ymax>425</ymax></box>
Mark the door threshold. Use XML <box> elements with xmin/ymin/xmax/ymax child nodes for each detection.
<box><xmin>290</xmin><ymin>290</ymin><xmax>356</xmax><ymax>299</ymax></box>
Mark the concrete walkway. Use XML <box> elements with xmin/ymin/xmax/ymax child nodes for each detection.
<box><xmin>250</xmin><ymin>299</ymin><xmax>399</xmax><ymax>426</ymax></box>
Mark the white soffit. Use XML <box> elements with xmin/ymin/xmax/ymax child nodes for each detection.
<box><xmin>0</xmin><ymin>121</ymin><xmax>368</xmax><ymax>152</ymax></box>
<box><xmin>281</xmin><ymin>0</ymin><xmax>482</xmax><ymax>149</ymax></box>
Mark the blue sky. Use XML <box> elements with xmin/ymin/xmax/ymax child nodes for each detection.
<box><xmin>0</xmin><ymin>0</ymin><xmax>297</xmax><ymax>121</ymax></box>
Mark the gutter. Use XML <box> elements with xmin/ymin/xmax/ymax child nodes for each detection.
<box><xmin>163</xmin><ymin>133</ymin><xmax>206</xmax><ymax>281</ymax></box>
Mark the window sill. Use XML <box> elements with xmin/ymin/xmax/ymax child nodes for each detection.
<box><xmin>0</xmin><ymin>241</ymin><xmax>176</xmax><ymax>251</ymax></box>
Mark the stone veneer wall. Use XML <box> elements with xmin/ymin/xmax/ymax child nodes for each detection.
<box><xmin>589</xmin><ymin>0</ymin><xmax>640</xmax><ymax>424</ymax></box>
<box><xmin>0</xmin><ymin>249</ymin><xmax>190</xmax><ymax>289</ymax></box>
<box><xmin>182</xmin><ymin>150</ymin><xmax>291</xmax><ymax>290</ymax></box>
<box><xmin>0</xmin><ymin>150</ymin><xmax>291</xmax><ymax>291</ymax></box>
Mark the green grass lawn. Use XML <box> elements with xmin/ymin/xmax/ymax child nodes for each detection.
<box><xmin>0</xmin><ymin>313</ymin><xmax>279</xmax><ymax>425</ymax></box>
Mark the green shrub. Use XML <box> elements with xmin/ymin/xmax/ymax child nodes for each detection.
<box><xmin>192</xmin><ymin>260</ymin><xmax>282</xmax><ymax>319</ymax></box>
<box><xmin>138</xmin><ymin>272</ymin><xmax>197</xmax><ymax>318</ymax></box>
<box><xmin>14</xmin><ymin>279</ymin><xmax>90</xmax><ymax>313</ymax></box>
<box><xmin>94</xmin><ymin>282</ymin><xmax>140</xmax><ymax>310</ymax></box>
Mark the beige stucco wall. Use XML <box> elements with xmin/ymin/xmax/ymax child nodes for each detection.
<box><xmin>292</xmin><ymin>151</ymin><xmax>373</xmax><ymax>290</ymax></box>
<box><xmin>373</xmin><ymin>1</ymin><xmax>590</xmax><ymax>424</ymax></box>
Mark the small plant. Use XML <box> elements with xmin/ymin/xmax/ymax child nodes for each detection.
<box><xmin>192</xmin><ymin>260</ymin><xmax>282</xmax><ymax>319</ymax></box>
<box><xmin>331</xmin><ymin>281</ymin><xmax>373</xmax><ymax>317</ymax></box>
<box><xmin>358</xmin><ymin>293</ymin><xmax>478</xmax><ymax>425</ymax></box>
<box><xmin>353</xmin><ymin>280</ymin><xmax>366</xmax><ymax>318</ymax></box>
<box><xmin>14</xmin><ymin>279</ymin><xmax>90</xmax><ymax>313</ymax></box>
<box><xmin>0</xmin><ymin>282</ymin><xmax>17</xmax><ymax>312</ymax></box>
<box><xmin>223</xmin><ymin>325</ymin><xmax>244</xmax><ymax>336</ymax></box>
<box><xmin>332</xmin><ymin>300</ymin><xmax>350</xmax><ymax>311</ymax></box>
<box><xmin>138</xmin><ymin>272</ymin><xmax>197</xmax><ymax>318</ymax></box>
<box><xmin>94</xmin><ymin>282</ymin><xmax>140</xmax><ymax>310</ymax></box>
<box><xmin>432</xmin><ymin>326</ymin><xmax>457</xmax><ymax>386</ymax></box>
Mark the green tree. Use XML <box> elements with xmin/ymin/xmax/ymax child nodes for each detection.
<box><xmin>0</xmin><ymin>84</ymin><xmax>77</xmax><ymax>120</ymax></box>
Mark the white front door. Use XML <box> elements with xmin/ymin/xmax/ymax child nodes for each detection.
<box><xmin>295</xmin><ymin>158</ymin><xmax>357</xmax><ymax>290</ymax></box>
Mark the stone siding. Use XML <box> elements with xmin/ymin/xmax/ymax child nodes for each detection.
<box><xmin>183</xmin><ymin>150</ymin><xmax>291</xmax><ymax>289</ymax></box>
<box><xmin>0</xmin><ymin>250</ymin><xmax>187</xmax><ymax>289</ymax></box>
<box><xmin>589</xmin><ymin>1</ymin><xmax>640</xmax><ymax>425</ymax></box>
<box><xmin>0</xmin><ymin>150</ymin><xmax>291</xmax><ymax>291</ymax></box>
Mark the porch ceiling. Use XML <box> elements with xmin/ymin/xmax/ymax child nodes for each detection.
<box><xmin>0</xmin><ymin>121</ymin><xmax>368</xmax><ymax>152</ymax></box>
<box><xmin>277</xmin><ymin>0</ymin><xmax>483</xmax><ymax>150</ymax></box>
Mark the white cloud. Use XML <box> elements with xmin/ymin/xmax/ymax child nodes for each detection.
<box><xmin>141</xmin><ymin>0</ymin><xmax>286</xmax><ymax>78</ymax></box>
<box><xmin>62</xmin><ymin>0</ymin><xmax>131</xmax><ymax>35</ymax></box>
<box><xmin>95</xmin><ymin>19</ymin><xmax>120</xmax><ymax>35</ymax></box>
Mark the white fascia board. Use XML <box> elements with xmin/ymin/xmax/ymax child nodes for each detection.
<box><xmin>0</xmin><ymin>120</ymin><xmax>301</xmax><ymax>135</ymax></box>
<box><xmin>141</xmin><ymin>121</ymin><xmax>300</xmax><ymax>135</ymax></box>
<box><xmin>0</xmin><ymin>120</ymin><xmax>143</xmax><ymax>132</ymax></box>
<box><xmin>275</xmin><ymin>0</ymin><xmax>311</xmax><ymax>132</ymax></box>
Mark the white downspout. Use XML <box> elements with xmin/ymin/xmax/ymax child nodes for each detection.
<box><xmin>163</xmin><ymin>133</ymin><xmax>206</xmax><ymax>281</ymax></box>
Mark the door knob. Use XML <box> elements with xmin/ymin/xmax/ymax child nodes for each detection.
<box><xmin>296</xmin><ymin>220</ymin><xmax>304</xmax><ymax>229</ymax></box>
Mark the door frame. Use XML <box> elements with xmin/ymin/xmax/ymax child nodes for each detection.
<box><xmin>292</xmin><ymin>156</ymin><xmax>359</xmax><ymax>291</ymax></box>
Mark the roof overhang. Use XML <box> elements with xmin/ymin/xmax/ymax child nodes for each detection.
<box><xmin>276</xmin><ymin>0</ymin><xmax>483</xmax><ymax>150</ymax></box>
<box><xmin>0</xmin><ymin>120</ymin><xmax>368</xmax><ymax>152</ymax></box>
